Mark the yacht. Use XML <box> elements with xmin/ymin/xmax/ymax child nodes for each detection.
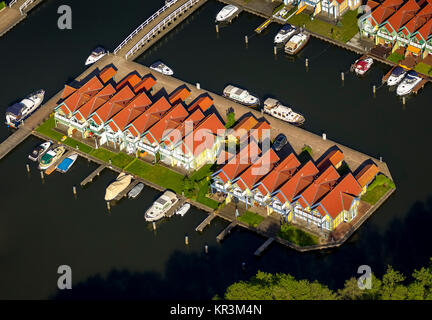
<box><xmin>104</xmin><ymin>172</ymin><xmax>133</xmax><ymax>201</ymax></box>
<box><xmin>223</xmin><ymin>85</ymin><xmax>259</xmax><ymax>106</ymax></box>
<box><xmin>263</xmin><ymin>98</ymin><xmax>305</xmax><ymax>125</ymax></box>
<box><xmin>387</xmin><ymin>66</ymin><xmax>407</xmax><ymax>86</ymax></box>
<box><xmin>56</xmin><ymin>153</ymin><xmax>78</xmax><ymax>173</ymax></box>
<box><xmin>396</xmin><ymin>70</ymin><xmax>422</xmax><ymax>96</ymax></box>
<box><xmin>150</xmin><ymin>61</ymin><xmax>174</xmax><ymax>76</ymax></box>
<box><xmin>28</xmin><ymin>141</ymin><xmax>52</xmax><ymax>162</ymax></box>
<box><xmin>144</xmin><ymin>190</ymin><xmax>178</xmax><ymax>222</ymax></box>
<box><xmin>274</xmin><ymin>24</ymin><xmax>297</xmax><ymax>44</ymax></box>
<box><xmin>176</xmin><ymin>203</ymin><xmax>191</xmax><ymax>217</ymax></box>
<box><xmin>351</xmin><ymin>57</ymin><xmax>373</xmax><ymax>76</ymax></box>
<box><xmin>38</xmin><ymin>146</ymin><xmax>66</xmax><ymax>170</ymax></box>
<box><xmin>5</xmin><ymin>90</ymin><xmax>45</xmax><ymax>128</ymax></box>
<box><xmin>85</xmin><ymin>47</ymin><xmax>106</xmax><ymax>66</ymax></box>
<box><xmin>128</xmin><ymin>182</ymin><xmax>144</xmax><ymax>199</ymax></box>
<box><xmin>215</xmin><ymin>4</ymin><xmax>239</xmax><ymax>23</ymax></box>
<box><xmin>284</xmin><ymin>31</ymin><xmax>310</xmax><ymax>55</ymax></box>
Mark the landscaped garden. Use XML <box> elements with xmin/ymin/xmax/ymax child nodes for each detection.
<box><xmin>361</xmin><ymin>174</ymin><xmax>395</xmax><ymax>205</ymax></box>
<box><xmin>184</xmin><ymin>164</ymin><xmax>220</xmax><ymax>209</ymax></box>
<box><xmin>237</xmin><ymin>211</ymin><xmax>265</xmax><ymax>228</ymax></box>
<box><xmin>278</xmin><ymin>223</ymin><xmax>319</xmax><ymax>246</ymax></box>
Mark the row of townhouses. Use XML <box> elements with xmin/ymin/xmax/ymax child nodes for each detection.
<box><xmin>360</xmin><ymin>0</ymin><xmax>432</xmax><ymax>58</ymax></box>
<box><xmin>211</xmin><ymin>131</ymin><xmax>380</xmax><ymax>232</ymax></box>
<box><xmin>283</xmin><ymin>0</ymin><xmax>361</xmax><ymax>20</ymax></box>
<box><xmin>54</xmin><ymin>67</ymin><xmax>226</xmax><ymax>170</ymax></box>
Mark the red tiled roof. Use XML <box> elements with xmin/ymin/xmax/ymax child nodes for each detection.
<box><xmin>169</xmin><ymin>87</ymin><xmax>191</xmax><ymax>105</ymax></box>
<box><xmin>60</xmin><ymin>91</ymin><xmax>91</xmax><ymax>115</ymax></box>
<box><xmin>317</xmin><ymin>149</ymin><xmax>344</xmax><ymax>171</ymax></box>
<box><xmin>181</xmin><ymin>113</ymin><xmax>225</xmax><ymax>157</ymax></box>
<box><xmin>249</xmin><ymin>121</ymin><xmax>271</xmax><ymax>142</ymax></box>
<box><xmin>385</xmin><ymin>0</ymin><xmax>420</xmax><ymax>32</ymax></box>
<box><xmin>318</xmin><ymin>173</ymin><xmax>362</xmax><ymax>219</ymax></box>
<box><xmin>235</xmin><ymin>149</ymin><xmax>280</xmax><ymax>191</ymax></box>
<box><xmin>231</xmin><ymin>116</ymin><xmax>258</xmax><ymax>141</ymax></box>
<box><xmin>163</xmin><ymin>108</ymin><xmax>205</xmax><ymax>148</ymax></box>
<box><xmin>402</xmin><ymin>4</ymin><xmax>432</xmax><ymax>34</ymax></box>
<box><xmin>188</xmin><ymin>96</ymin><xmax>214</xmax><ymax>112</ymax></box>
<box><xmin>144</xmin><ymin>104</ymin><xmax>189</xmax><ymax>145</ymax></box>
<box><xmin>61</xmin><ymin>85</ymin><xmax>77</xmax><ymax>100</ymax></box>
<box><xmin>299</xmin><ymin>165</ymin><xmax>340</xmax><ymax>208</ymax></box>
<box><xmin>276</xmin><ymin>161</ymin><xmax>319</xmax><ymax>204</ymax></box>
<box><xmin>126</xmin><ymin>96</ymin><xmax>172</xmax><ymax>137</ymax></box>
<box><xmin>108</xmin><ymin>92</ymin><xmax>152</xmax><ymax>132</ymax></box>
<box><xmin>133</xmin><ymin>75</ymin><xmax>156</xmax><ymax>93</ymax></box>
<box><xmin>355</xmin><ymin>163</ymin><xmax>379</xmax><ymax>187</ymax></box>
<box><xmin>415</xmin><ymin>16</ymin><xmax>432</xmax><ymax>40</ymax></box>
<box><xmin>90</xmin><ymin>86</ymin><xmax>135</xmax><ymax>125</ymax></box>
<box><xmin>216</xmin><ymin>141</ymin><xmax>261</xmax><ymax>184</ymax></box>
<box><xmin>74</xmin><ymin>84</ymin><xmax>116</xmax><ymax>121</ymax></box>
<box><xmin>370</xmin><ymin>0</ymin><xmax>403</xmax><ymax>26</ymax></box>
<box><xmin>256</xmin><ymin>153</ymin><xmax>301</xmax><ymax>196</ymax></box>
<box><xmin>116</xmin><ymin>74</ymin><xmax>141</xmax><ymax>91</ymax></box>
<box><xmin>366</xmin><ymin>0</ymin><xmax>381</xmax><ymax>11</ymax></box>
<box><xmin>99</xmin><ymin>66</ymin><xmax>117</xmax><ymax>84</ymax></box>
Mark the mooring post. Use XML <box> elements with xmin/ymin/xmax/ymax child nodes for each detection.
<box><xmin>26</xmin><ymin>164</ymin><xmax>30</xmax><ymax>173</ymax></box>
<box><xmin>152</xmin><ymin>222</ymin><xmax>156</xmax><ymax>231</ymax></box>
<box><xmin>305</xmin><ymin>58</ymin><xmax>309</xmax><ymax>68</ymax></box>
<box><xmin>72</xmin><ymin>186</ymin><xmax>77</xmax><ymax>195</ymax></box>
<box><xmin>273</xmin><ymin>46</ymin><xmax>277</xmax><ymax>55</ymax></box>
<box><xmin>196</xmin><ymin>83</ymin><xmax>200</xmax><ymax>90</ymax></box>
<box><xmin>322</xmin><ymin>133</ymin><xmax>326</xmax><ymax>140</ymax></box>
<box><xmin>107</xmin><ymin>202</ymin><xmax>111</xmax><ymax>211</ymax></box>
<box><xmin>373</xmin><ymin>85</ymin><xmax>376</xmax><ymax>95</ymax></box>
<box><xmin>402</xmin><ymin>96</ymin><xmax>406</xmax><ymax>105</ymax></box>
<box><xmin>380</xmin><ymin>156</ymin><xmax>382</xmax><ymax>163</ymax></box>
<box><xmin>245</xmin><ymin>35</ymin><xmax>248</xmax><ymax>44</ymax></box>
<box><xmin>185</xmin><ymin>235</ymin><xmax>189</xmax><ymax>245</ymax></box>
<box><xmin>204</xmin><ymin>244</ymin><xmax>209</xmax><ymax>254</ymax></box>
<box><xmin>40</xmin><ymin>170</ymin><xmax>44</xmax><ymax>180</ymax></box>
<box><xmin>215</xmin><ymin>24</ymin><xmax>219</xmax><ymax>33</ymax></box>
<box><xmin>341</xmin><ymin>72</ymin><xmax>344</xmax><ymax>82</ymax></box>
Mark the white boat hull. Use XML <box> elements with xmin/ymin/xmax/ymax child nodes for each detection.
<box><xmin>6</xmin><ymin>90</ymin><xmax>45</xmax><ymax>128</ymax></box>
<box><xmin>216</xmin><ymin>5</ymin><xmax>239</xmax><ymax>22</ymax></box>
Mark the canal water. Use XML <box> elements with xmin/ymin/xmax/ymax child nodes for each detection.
<box><xmin>0</xmin><ymin>0</ymin><xmax>431</xmax><ymax>299</ymax></box>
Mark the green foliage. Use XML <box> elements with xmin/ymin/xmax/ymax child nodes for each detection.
<box><xmin>273</xmin><ymin>3</ymin><xmax>285</xmax><ymax>15</ymax></box>
<box><xmin>336</xmin><ymin>162</ymin><xmax>351</xmax><ymax>176</ymax></box>
<box><xmin>184</xmin><ymin>164</ymin><xmax>220</xmax><ymax>209</ymax></box>
<box><xmin>278</xmin><ymin>223</ymin><xmax>318</xmax><ymax>246</ymax></box>
<box><xmin>387</xmin><ymin>52</ymin><xmax>405</xmax><ymax>64</ymax></box>
<box><xmin>361</xmin><ymin>174</ymin><xmax>395</xmax><ymax>205</ymax></box>
<box><xmin>0</xmin><ymin>2</ymin><xmax>6</xmax><ymax>10</ymax></box>
<box><xmin>237</xmin><ymin>211</ymin><xmax>265</xmax><ymax>228</ymax></box>
<box><xmin>225</xmin><ymin>112</ymin><xmax>236</xmax><ymax>129</ymax></box>
<box><xmin>302</xmin><ymin>144</ymin><xmax>312</xmax><ymax>155</ymax></box>
<box><xmin>224</xmin><ymin>259</ymin><xmax>432</xmax><ymax>300</ymax></box>
<box><xmin>414</xmin><ymin>62</ymin><xmax>432</xmax><ymax>76</ymax></box>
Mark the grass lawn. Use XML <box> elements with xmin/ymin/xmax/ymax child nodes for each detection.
<box><xmin>361</xmin><ymin>174</ymin><xmax>395</xmax><ymax>205</ymax></box>
<box><xmin>238</xmin><ymin>211</ymin><xmax>265</xmax><ymax>228</ymax></box>
<box><xmin>287</xmin><ymin>10</ymin><xmax>359</xmax><ymax>43</ymax></box>
<box><xmin>278</xmin><ymin>223</ymin><xmax>319</xmax><ymax>246</ymax></box>
<box><xmin>189</xmin><ymin>164</ymin><xmax>220</xmax><ymax>209</ymax></box>
<box><xmin>126</xmin><ymin>159</ymin><xmax>185</xmax><ymax>194</ymax></box>
<box><xmin>387</xmin><ymin>52</ymin><xmax>404</xmax><ymax>64</ymax></box>
<box><xmin>414</xmin><ymin>62</ymin><xmax>432</xmax><ymax>76</ymax></box>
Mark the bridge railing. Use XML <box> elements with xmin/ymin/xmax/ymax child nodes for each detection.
<box><xmin>9</xmin><ymin>0</ymin><xmax>18</xmax><ymax>7</ymax></box>
<box><xmin>125</xmin><ymin>0</ymin><xmax>200</xmax><ymax>59</ymax></box>
<box><xmin>113</xmin><ymin>0</ymin><xmax>178</xmax><ymax>54</ymax></box>
<box><xmin>19</xmin><ymin>0</ymin><xmax>36</xmax><ymax>13</ymax></box>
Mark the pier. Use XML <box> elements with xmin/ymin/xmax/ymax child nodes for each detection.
<box><xmin>382</xmin><ymin>67</ymin><xmax>396</xmax><ymax>84</ymax></box>
<box><xmin>113</xmin><ymin>180</ymin><xmax>140</xmax><ymax>201</ymax></box>
<box><xmin>195</xmin><ymin>213</ymin><xmax>216</xmax><ymax>232</ymax></box>
<box><xmin>0</xmin><ymin>0</ymin><xmax>44</xmax><ymax>38</ymax></box>
<box><xmin>80</xmin><ymin>164</ymin><xmax>107</xmax><ymax>187</ymax></box>
<box><xmin>254</xmin><ymin>18</ymin><xmax>272</xmax><ymax>34</ymax></box>
<box><xmin>165</xmin><ymin>198</ymin><xmax>186</xmax><ymax>218</ymax></box>
<box><xmin>216</xmin><ymin>221</ymin><xmax>237</xmax><ymax>242</ymax></box>
<box><xmin>254</xmin><ymin>237</ymin><xmax>274</xmax><ymax>256</ymax></box>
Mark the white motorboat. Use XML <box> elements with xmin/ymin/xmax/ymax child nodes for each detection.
<box><xmin>396</xmin><ymin>70</ymin><xmax>422</xmax><ymax>96</ymax></box>
<box><xmin>215</xmin><ymin>4</ymin><xmax>239</xmax><ymax>23</ymax></box>
<box><xmin>85</xmin><ymin>47</ymin><xmax>106</xmax><ymax>66</ymax></box>
<box><xmin>274</xmin><ymin>24</ymin><xmax>297</xmax><ymax>44</ymax></box>
<box><xmin>104</xmin><ymin>172</ymin><xmax>133</xmax><ymax>201</ymax></box>
<box><xmin>284</xmin><ymin>31</ymin><xmax>310</xmax><ymax>55</ymax></box>
<box><xmin>28</xmin><ymin>141</ymin><xmax>52</xmax><ymax>162</ymax></box>
<box><xmin>387</xmin><ymin>66</ymin><xmax>407</xmax><ymax>86</ymax></box>
<box><xmin>263</xmin><ymin>98</ymin><xmax>305</xmax><ymax>125</ymax></box>
<box><xmin>38</xmin><ymin>146</ymin><xmax>66</xmax><ymax>170</ymax></box>
<box><xmin>351</xmin><ymin>57</ymin><xmax>373</xmax><ymax>76</ymax></box>
<box><xmin>6</xmin><ymin>90</ymin><xmax>45</xmax><ymax>128</ymax></box>
<box><xmin>128</xmin><ymin>182</ymin><xmax>144</xmax><ymax>199</ymax></box>
<box><xmin>223</xmin><ymin>85</ymin><xmax>259</xmax><ymax>106</ymax></box>
<box><xmin>56</xmin><ymin>153</ymin><xmax>78</xmax><ymax>173</ymax></box>
<box><xmin>175</xmin><ymin>203</ymin><xmax>191</xmax><ymax>217</ymax></box>
<box><xmin>144</xmin><ymin>190</ymin><xmax>178</xmax><ymax>222</ymax></box>
<box><xmin>150</xmin><ymin>61</ymin><xmax>174</xmax><ymax>76</ymax></box>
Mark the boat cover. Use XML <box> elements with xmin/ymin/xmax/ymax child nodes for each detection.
<box><xmin>392</xmin><ymin>67</ymin><xmax>405</xmax><ymax>76</ymax></box>
<box><xmin>6</xmin><ymin>103</ymin><xmax>24</xmax><ymax>116</ymax></box>
<box><xmin>57</xmin><ymin>158</ymin><xmax>73</xmax><ymax>171</ymax></box>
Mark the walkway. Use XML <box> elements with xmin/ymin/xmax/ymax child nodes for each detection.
<box><xmin>0</xmin><ymin>0</ymin><xmax>43</xmax><ymax>38</ymax></box>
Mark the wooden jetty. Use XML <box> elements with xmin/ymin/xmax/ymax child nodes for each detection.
<box><xmin>382</xmin><ymin>66</ymin><xmax>396</xmax><ymax>84</ymax></box>
<box><xmin>216</xmin><ymin>221</ymin><xmax>237</xmax><ymax>242</ymax></box>
<box><xmin>165</xmin><ymin>198</ymin><xmax>186</xmax><ymax>218</ymax></box>
<box><xmin>254</xmin><ymin>237</ymin><xmax>274</xmax><ymax>256</ymax></box>
<box><xmin>80</xmin><ymin>164</ymin><xmax>106</xmax><ymax>186</ymax></box>
<box><xmin>113</xmin><ymin>179</ymin><xmax>140</xmax><ymax>201</ymax></box>
<box><xmin>195</xmin><ymin>213</ymin><xmax>216</xmax><ymax>232</ymax></box>
<box><xmin>412</xmin><ymin>77</ymin><xmax>429</xmax><ymax>94</ymax></box>
<box><xmin>255</xmin><ymin>18</ymin><xmax>272</xmax><ymax>33</ymax></box>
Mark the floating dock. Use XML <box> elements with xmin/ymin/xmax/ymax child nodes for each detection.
<box><xmin>195</xmin><ymin>213</ymin><xmax>216</xmax><ymax>232</ymax></box>
<box><xmin>412</xmin><ymin>78</ymin><xmax>428</xmax><ymax>94</ymax></box>
<box><xmin>216</xmin><ymin>221</ymin><xmax>237</xmax><ymax>242</ymax></box>
<box><xmin>254</xmin><ymin>18</ymin><xmax>272</xmax><ymax>33</ymax></box>
<box><xmin>254</xmin><ymin>237</ymin><xmax>274</xmax><ymax>256</ymax></box>
<box><xmin>80</xmin><ymin>164</ymin><xmax>106</xmax><ymax>186</ymax></box>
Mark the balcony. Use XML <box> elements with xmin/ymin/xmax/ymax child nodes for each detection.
<box><xmin>138</xmin><ymin>142</ymin><xmax>158</xmax><ymax>154</ymax></box>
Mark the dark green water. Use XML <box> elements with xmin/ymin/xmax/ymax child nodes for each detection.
<box><xmin>0</xmin><ymin>0</ymin><xmax>431</xmax><ymax>299</ymax></box>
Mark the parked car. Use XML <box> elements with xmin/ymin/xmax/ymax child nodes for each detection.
<box><xmin>273</xmin><ymin>134</ymin><xmax>287</xmax><ymax>151</ymax></box>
